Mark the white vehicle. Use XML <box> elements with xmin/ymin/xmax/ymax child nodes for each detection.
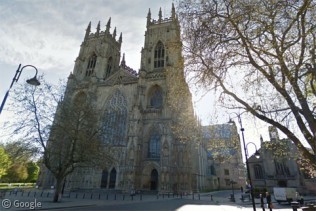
<box><xmin>273</xmin><ymin>187</ymin><xmax>298</xmax><ymax>204</ymax></box>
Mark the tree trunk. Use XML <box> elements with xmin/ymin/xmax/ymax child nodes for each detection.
<box><xmin>53</xmin><ymin>177</ymin><xmax>64</xmax><ymax>202</ymax></box>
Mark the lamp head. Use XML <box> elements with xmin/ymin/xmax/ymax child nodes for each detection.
<box><xmin>227</xmin><ymin>119</ymin><xmax>235</xmax><ymax>124</ymax></box>
<box><xmin>26</xmin><ymin>76</ymin><xmax>40</xmax><ymax>86</ymax></box>
<box><xmin>254</xmin><ymin>150</ymin><xmax>260</xmax><ymax>159</ymax></box>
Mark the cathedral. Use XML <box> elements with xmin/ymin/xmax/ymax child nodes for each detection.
<box><xmin>40</xmin><ymin>4</ymin><xmax>207</xmax><ymax>193</ymax></box>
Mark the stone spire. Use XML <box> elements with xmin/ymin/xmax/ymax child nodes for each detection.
<box><xmin>171</xmin><ymin>3</ymin><xmax>176</xmax><ymax>19</ymax></box>
<box><xmin>158</xmin><ymin>7</ymin><xmax>162</xmax><ymax>22</ymax></box>
<box><xmin>96</xmin><ymin>21</ymin><xmax>100</xmax><ymax>36</ymax></box>
<box><xmin>147</xmin><ymin>8</ymin><xmax>151</xmax><ymax>26</ymax></box>
<box><xmin>84</xmin><ymin>21</ymin><xmax>91</xmax><ymax>40</ymax></box>
<box><xmin>106</xmin><ymin>17</ymin><xmax>111</xmax><ymax>33</ymax></box>
<box><xmin>113</xmin><ymin>27</ymin><xmax>117</xmax><ymax>39</ymax></box>
<box><xmin>121</xmin><ymin>53</ymin><xmax>126</xmax><ymax>66</ymax></box>
<box><xmin>119</xmin><ymin>32</ymin><xmax>122</xmax><ymax>45</ymax></box>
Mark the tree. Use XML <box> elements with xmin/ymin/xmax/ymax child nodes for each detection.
<box><xmin>2</xmin><ymin>78</ymin><xmax>104</xmax><ymax>202</ymax></box>
<box><xmin>0</xmin><ymin>147</ymin><xmax>11</xmax><ymax>180</ymax></box>
<box><xmin>26</xmin><ymin>162</ymin><xmax>40</xmax><ymax>183</ymax></box>
<box><xmin>4</xmin><ymin>164</ymin><xmax>28</xmax><ymax>182</ymax></box>
<box><xmin>178</xmin><ymin>0</ymin><xmax>316</xmax><ymax>175</ymax></box>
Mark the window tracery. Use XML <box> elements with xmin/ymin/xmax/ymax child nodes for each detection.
<box><xmin>86</xmin><ymin>54</ymin><xmax>97</xmax><ymax>76</ymax></box>
<box><xmin>102</xmin><ymin>90</ymin><xmax>127</xmax><ymax>145</ymax></box>
<box><xmin>149</xmin><ymin>86</ymin><xmax>163</xmax><ymax>108</ymax></box>
<box><xmin>148</xmin><ymin>131</ymin><xmax>161</xmax><ymax>159</ymax></box>
<box><xmin>154</xmin><ymin>41</ymin><xmax>165</xmax><ymax>68</ymax></box>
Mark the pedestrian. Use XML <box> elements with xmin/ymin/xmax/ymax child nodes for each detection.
<box><xmin>260</xmin><ymin>193</ymin><xmax>265</xmax><ymax>211</ymax></box>
<box><xmin>266</xmin><ymin>192</ymin><xmax>273</xmax><ymax>211</ymax></box>
<box><xmin>240</xmin><ymin>186</ymin><xmax>244</xmax><ymax>193</ymax></box>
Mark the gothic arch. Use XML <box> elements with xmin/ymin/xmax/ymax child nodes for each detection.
<box><xmin>86</xmin><ymin>53</ymin><xmax>97</xmax><ymax>76</ymax></box>
<box><xmin>101</xmin><ymin>90</ymin><xmax>128</xmax><ymax>146</ymax></box>
<box><xmin>147</xmin><ymin>85</ymin><xmax>163</xmax><ymax>109</ymax></box>
<box><xmin>154</xmin><ymin>41</ymin><xmax>165</xmax><ymax>69</ymax></box>
<box><xmin>105</xmin><ymin>57</ymin><xmax>113</xmax><ymax>78</ymax></box>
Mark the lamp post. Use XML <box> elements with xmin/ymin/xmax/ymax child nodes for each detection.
<box><xmin>0</xmin><ymin>64</ymin><xmax>40</xmax><ymax>115</ymax></box>
<box><xmin>229</xmin><ymin>114</ymin><xmax>260</xmax><ymax>211</ymax></box>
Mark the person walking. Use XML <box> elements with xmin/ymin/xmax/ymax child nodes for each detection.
<box><xmin>266</xmin><ymin>192</ymin><xmax>273</xmax><ymax>211</ymax></box>
<box><xmin>260</xmin><ymin>193</ymin><xmax>265</xmax><ymax>211</ymax></box>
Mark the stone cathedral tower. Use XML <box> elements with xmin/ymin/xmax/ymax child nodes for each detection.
<box><xmin>40</xmin><ymin>4</ymin><xmax>201</xmax><ymax>193</ymax></box>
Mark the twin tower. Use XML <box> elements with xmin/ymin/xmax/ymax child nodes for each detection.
<box><xmin>47</xmin><ymin>4</ymin><xmax>199</xmax><ymax>193</ymax></box>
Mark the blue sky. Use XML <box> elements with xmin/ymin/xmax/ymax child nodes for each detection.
<box><xmin>0</xmin><ymin>0</ymin><xmax>270</xmax><ymax>155</ymax></box>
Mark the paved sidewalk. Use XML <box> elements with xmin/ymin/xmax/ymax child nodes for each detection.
<box><xmin>1</xmin><ymin>189</ymin><xmax>315</xmax><ymax>210</ymax></box>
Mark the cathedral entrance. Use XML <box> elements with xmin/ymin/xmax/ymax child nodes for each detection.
<box><xmin>109</xmin><ymin>168</ymin><xmax>116</xmax><ymax>189</ymax></box>
<box><xmin>150</xmin><ymin>169</ymin><xmax>158</xmax><ymax>190</ymax></box>
<box><xmin>100</xmin><ymin>170</ymin><xmax>108</xmax><ymax>188</ymax></box>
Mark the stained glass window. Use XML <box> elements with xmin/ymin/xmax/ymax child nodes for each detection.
<box><xmin>154</xmin><ymin>41</ymin><xmax>165</xmax><ymax>68</ymax></box>
<box><xmin>150</xmin><ymin>87</ymin><xmax>163</xmax><ymax>108</ymax></box>
<box><xmin>102</xmin><ymin>90</ymin><xmax>127</xmax><ymax>146</ymax></box>
<box><xmin>148</xmin><ymin>131</ymin><xmax>161</xmax><ymax>158</ymax></box>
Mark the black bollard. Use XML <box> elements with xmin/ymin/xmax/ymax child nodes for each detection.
<box><xmin>193</xmin><ymin>193</ymin><xmax>194</xmax><ymax>200</ymax></box>
<box><xmin>47</xmin><ymin>192</ymin><xmax>49</xmax><ymax>198</ymax></box>
<box><xmin>140</xmin><ymin>194</ymin><xmax>142</xmax><ymax>201</ymax></box>
<box><xmin>106</xmin><ymin>194</ymin><xmax>108</xmax><ymax>200</ymax></box>
<box><xmin>28</xmin><ymin>191</ymin><xmax>31</xmax><ymax>197</ymax></box>
<box><xmin>198</xmin><ymin>194</ymin><xmax>200</xmax><ymax>200</ymax></box>
<box><xmin>123</xmin><ymin>195</ymin><xmax>125</xmax><ymax>200</ymax></box>
<box><xmin>83</xmin><ymin>193</ymin><xmax>85</xmax><ymax>199</ymax></box>
<box><xmin>114</xmin><ymin>194</ymin><xmax>116</xmax><ymax>200</ymax></box>
<box><xmin>76</xmin><ymin>193</ymin><xmax>78</xmax><ymax>198</ymax></box>
<box><xmin>211</xmin><ymin>194</ymin><xmax>213</xmax><ymax>201</ymax></box>
<box><xmin>40</xmin><ymin>191</ymin><xmax>43</xmax><ymax>197</ymax></box>
<box><xmin>99</xmin><ymin>193</ymin><xmax>101</xmax><ymax>200</ymax></box>
<box><xmin>91</xmin><ymin>193</ymin><xmax>93</xmax><ymax>199</ymax></box>
<box><xmin>168</xmin><ymin>193</ymin><xmax>170</xmax><ymax>198</ymax></box>
<box><xmin>131</xmin><ymin>195</ymin><xmax>134</xmax><ymax>201</ymax></box>
<box><xmin>34</xmin><ymin>192</ymin><xmax>36</xmax><ymax>197</ymax></box>
<box><xmin>157</xmin><ymin>194</ymin><xmax>159</xmax><ymax>199</ymax></box>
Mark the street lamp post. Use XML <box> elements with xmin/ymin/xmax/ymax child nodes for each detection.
<box><xmin>229</xmin><ymin>114</ymin><xmax>260</xmax><ymax>211</ymax></box>
<box><xmin>0</xmin><ymin>64</ymin><xmax>40</xmax><ymax>115</ymax></box>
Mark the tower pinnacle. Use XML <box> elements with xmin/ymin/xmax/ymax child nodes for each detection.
<box><xmin>171</xmin><ymin>3</ymin><xmax>176</xmax><ymax>19</ymax></box>
<box><xmin>147</xmin><ymin>8</ymin><xmax>151</xmax><ymax>26</ymax></box>
<box><xmin>158</xmin><ymin>7</ymin><xmax>162</xmax><ymax>22</ymax></box>
<box><xmin>106</xmin><ymin>17</ymin><xmax>111</xmax><ymax>33</ymax></box>
<box><xmin>84</xmin><ymin>21</ymin><xmax>91</xmax><ymax>40</ymax></box>
<box><xmin>96</xmin><ymin>21</ymin><xmax>100</xmax><ymax>36</ymax></box>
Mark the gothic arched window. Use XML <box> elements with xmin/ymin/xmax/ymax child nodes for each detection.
<box><xmin>102</xmin><ymin>90</ymin><xmax>127</xmax><ymax>146</ymax></box>
<box><xmin>105</xmin><ymin>57</ymin><xmax>113</xmax><ymax>78</ymax></box>
<box><xmin>148</xmin><ymin>131</ymin><xmax>161</xmax><ymax>159</ymax></box>
<box><xmin>86</xmin><ymin>54</ymin><xmax>97</xmax><ymax>76</ymax></box>
<box><xmin>149</xmin><ymin>86</ymin><xmax>163</xmax><ymax>108</ymax></box>
<box><xmin>154</xmin><ymin>41</ymin><xmax>165</xmax><ymax>68</ymax></box>
<box><xmin>254</xmin><ymin>164</ymin><xmax>264</xmax><ymax>179</ymax></box>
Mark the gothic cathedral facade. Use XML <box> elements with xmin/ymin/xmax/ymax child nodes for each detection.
<box><xmin>40</xmin><ymin>5</ymin><xmax>203</xmax><ymax>193</ymax></box>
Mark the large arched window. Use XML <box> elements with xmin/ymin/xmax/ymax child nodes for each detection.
<box><xmin>86</xmin><ymin>53</ymin><xmax>97</xmax><ymax>76</ymax></box>
<box><xmin>102</xmin><ymin>90</ymin><xmax>127</xmax><ymax>146</ymax></box>
<box><xmin>149</xmin><ymin>86</ymin><xmax>163</xmax><ymax>108</ymax></box>
<box><xmin>105</xmin><ymin>57</ymin><xmax>113</xmax><ymax>78</ymax></box>
<box><xmin>154</xmin><ymin>41</ymin><xmax>165</xmax><ymax>68</ymax></box>
<box><xmin>148</xmin><ymin>131</ymin><xmax>161</xmax><ymax>159</ymax></box>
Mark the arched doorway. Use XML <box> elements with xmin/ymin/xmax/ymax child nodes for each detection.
<box><xmin>109</xmin><ymin>168</ymin><xmax>116</xmax><ymax>189</ymax></box>
<box><xmin>100</xmin><ymin>170</ymin><xmax>108</xmax><ymax>188</ymax></box>
<box><xmin>150</xmin><ymin>169</ymin><xmax>158</xmax><ymax>190</ymax></box>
